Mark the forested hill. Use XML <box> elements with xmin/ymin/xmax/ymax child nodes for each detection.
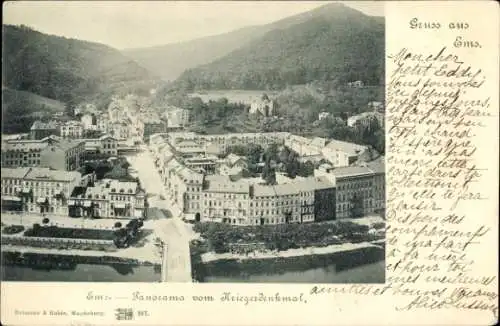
<box><xmin>123</xmin><ymin>25</ymin><xmax>270</xmax><ymax>82</ymax></box>
<box><xmin>2</xmin><ymin>25</ymin><xmax>160</xmax><ymax>108</ymax></box>
<box><xmin>173</xmin><ymin>3</ymin><xmax>384</xmax><ymax>91</ymax></box>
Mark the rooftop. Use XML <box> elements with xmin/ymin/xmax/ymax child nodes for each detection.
<box><xmin>329</xmin><ymin>166</ymin><xmax>374</xmax><ymax>178</ymax></box>
<box><xmin>204</xmin><ymin>175</ymin><xmax>250</xmax><ymax>194</ymax></box>
<box><xmin>31</xmin><ymin>120</ymin><xmax>58</xmax><ymax>130</ymax></box>
<box><xmin>253</xmin><ymin>176</ymin><xmax>334</xmax><ymax>197</ymax></box>
<box><xmin>1</xmin><ymin>167</ymin><xmax>32</xmax><ymax>179</ymax></box>
<box><xmin>324</xmin><ymin>139</ymin><xmax>368</xmax><ymax>156</ymax></box>
<box><xmin>25</xmin><ymin>167</ymin><xmax>81</xmax><ymax>182</ymax></box>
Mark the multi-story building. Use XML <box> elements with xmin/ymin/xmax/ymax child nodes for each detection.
<box><xmin>83</xmin><ymin>135</ymin><xmax>118</xmax><ymax>157</ymax></box>
<box><xmin>166</xmin><ymin>132</ymin><xmax>289</xmax><ymax>155</ymax></box>
<box><xmin>68</xmin><ymin>179</ymin><xmax>146</xmax><ymax>219</ymax></box>
<box><xmin>202</xmin><ymin>175</ymin><xmax>250</xmax><ymax>224</ymax></box>
<box><xmin>80</xmin><ymin>113</ymin><xmax>97</xmax><ymax>130</ymax></box>
<box><xmin>320</xmin><ymin>139</ymin><xmax>369</xmax><ymax>167</ymax></box>
<box><xmin>159</xmin><ymin>131</ymin><xmax>382</xmax><ymax>224</ymax></box>
<box><xmin>30</xmin><ymin>121</ymin><xmax>59</xmax><ymax>140</ymax></box>
<box><xmin>60</xmin><ymin>120</ymin><xmax>84</xmax><ymax>138</ymax></box>
<box><xmin>183</xmin><ymin>155</ymin><xmax>217</xmax><ymax>174</ymax></box>
<box><xmin>164</xmin><ymin>107</ymin><xmax>190</xmax><ymax>128</ymax></box>
<box><xmin>110</xmin><ymin>121</ymin><xmax>131</xmax><ymax>140</ymax></box>
<box><xmin>195</xmin><ymin>175</ymin><xmax>335</xmax><ymax>225</ymax></box>
<box><xmin>1</xmin><ymin>167</ymin><xmax>82</xmax><ymax>215</ymax></box>
<box><xmin>165</xmin><ymin>159</ymin><xmax>204</xmax><ymax>217</ymax></box>
<box><xmin>97</xmin><ymin>113</ymin><xmax>110</xmax><ymax>134</ymax></box>
<box><xmin>143</xmin><ymin>119</ymin><xmax>167</xmax><ymax>141</ymax></box>
<box><xmin>1</xmin><ymin>137</ymin><xmax>85</xmax><ymax>171</ymax></box>
<box><xmin>314</xmin><ymin>158</ymin><xmax>385</xmax><ymax>219</ymax></box>
<box><xmin>172</xmin><ymin>139</ymin><xmax>206</xmax><ymax>158</ymax></box>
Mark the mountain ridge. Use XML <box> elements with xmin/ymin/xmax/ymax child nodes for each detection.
<box><xmin>172</xmin><ymin>3</ymin><xmax>385</xmax><ymax>91</ymax></box>
<box><xmin>125</xmin><ymin>3</ymin><xmax>384</xmax><ymax>82</ymax></box>
<box><xmin>2</xmin><ymin>24</ymin><xmax>160</xmax><ymax>106</ymax></box>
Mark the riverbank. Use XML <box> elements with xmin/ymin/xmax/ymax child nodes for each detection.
<box><xmin>1</xmin><ymin>250</ymin><xmax>156</xmax><ymax>267</ymax></box>
<box><xmin>192</xmin><ymin>245</ymin><xmax>385</xmax><ymax>283</ymax></box>
<box><xmin>1</xmin><ymin>244</ymin><xmax>161</xmax><ymax>265</ymax></box>
<box><xmin>199</xmin><ymin>241</ymin><xmax>383</xmax><ymax>263</ymax></box>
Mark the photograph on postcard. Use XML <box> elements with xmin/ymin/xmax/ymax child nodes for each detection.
<box><xmin>1</xmin><ymin>1</ymin><xmax>386</xmax><ymax>283</ymax></box>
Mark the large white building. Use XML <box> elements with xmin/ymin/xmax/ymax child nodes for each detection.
<box><xmin>68</xmin><ymin>179</ymin><xmax>146</xmax><ymax>219</ymax></box>
<box><xmin>320</xmin><ymin>140</ymin><xmax>369</xmax><ymax>167</ymax></box>
<box><xmin>164</xmin><ymin>107</ymin><xmax>190</xmax><ymax>128</ymax></box>
<box><xmin>1</xmin><ymin>167</ymin><xmax>82</xmax><ymax>215</ymax></box>
<box><xmin>60</xmin><ymin>120</ymin><xmax>84</xmax><ymax>138</ymax></box>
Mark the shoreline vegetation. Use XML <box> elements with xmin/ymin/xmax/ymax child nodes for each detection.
<box><xmin>1</xmin><ymin>250</ymin><xmax>158</xmax><ymax>268</ymax></box>
<box><xmin>190</xmin><ymin>217</ymin><xmax>385</xmax><ymax>261</ymax></box>
<box><xmin>199</xmin><ymin>241</ymin><xmax>383</xmax><ymax>264</ymax></box>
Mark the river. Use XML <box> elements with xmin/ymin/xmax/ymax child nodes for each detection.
<box><xmin>1</xmin><ymin>263</ymin><xmax>161</xmax><ymax>282</ymax></box>
<box><xmin>1</xmin><ymin>247</ymin><xmax>384</xmax><ymax>283</ymax></box>
<box><xmin>193</xmin><ymin>247</ymin><xmax>386</xmax><ymax>283</ymax></box>
<box><xmin>1</xmin><ymin>251</ymin><xmax>161</xmax><ymax>282</ymax></box>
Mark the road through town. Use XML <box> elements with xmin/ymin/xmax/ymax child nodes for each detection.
<box><xmin>127</xmin><ymin>147</ymin><xmax>192</xmax><ymax>282</ymax></box>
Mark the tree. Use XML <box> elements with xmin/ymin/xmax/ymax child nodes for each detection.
<box><xmin>262</xmin><ymin>165</ymin><xmax>277</xmax><ymax>185</ymax></box>
<box><xmin>113</xmin><ymin>228</ymin><xmax>130</xmax><ymax>248</ymax></box>
<box><xmin>298</xmin><ymin>161</ymin><xmax>315</xmax><ymax>177</ymax></box>
<box><xmin>114</xmin><ymin>222</ymin><xmax>122</xmax><ymax>228</ymax></box>
<box><xmin>42</xmin><ymin>218</ymin><xmax>49</xmax><ymax>225</ymax></box>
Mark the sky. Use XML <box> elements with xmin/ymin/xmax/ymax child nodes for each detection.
<box><xmin>3</xmin><ymin>1</ymin><xmax>384</xmax><ymax>50</ymax></box>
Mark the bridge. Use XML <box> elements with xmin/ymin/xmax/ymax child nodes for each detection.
<box><xmin>159</xmin><ymin>219</ymin><xmax>192</xmax><ymax>282</ymax></box>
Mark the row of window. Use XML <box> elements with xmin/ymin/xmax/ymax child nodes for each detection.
<box><xmin>3</xmin><ymin>160</ymin><xmax>41</xmax><ymax>166</ymax></box>
<box><xmin>3</xmin><ymin>180</ymin><xmax>64</xmax><ymax>187</ymax></box>
<box><xmin>338</xmin><ymin>181</ymin><xmax>374</xmax><ymax>190</ymax></box>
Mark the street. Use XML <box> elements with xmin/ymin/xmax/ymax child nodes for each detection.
<box><xmin>126</xmin><ymin>146</ymin><xmax>193</xmax><ymax>282</ymax></box>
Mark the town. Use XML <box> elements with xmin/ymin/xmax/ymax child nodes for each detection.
<box><xmin>2</xmin><ymin>2</ymin><xmax>386</xmax><ymax>284</ymax></box>
<box><xmin>1</xmin><ymin>92</ymin><xmax>385</xmax><ymax>283</ymax></box>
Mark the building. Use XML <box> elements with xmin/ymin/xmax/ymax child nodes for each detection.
<box><xmin>347</xmin><ymin>80</ymin><xmax>364</xmax><ymax>87</ymax></box>
<box><xmin>80</xmin><ymin>113</ymin><xmax>98</xmax><ymax>130</ymax></box>
<box><xmin>249</xmin><ymin>99</ymin><xmax>275</xmax><ymax>116</ymax></box>
<box><xmin>110</xmin><ymin>121</ymin><xmax>131</xmax><ymax>140</ymax></box>
<box><xmin>183</xmin><ymin>155</ymin><xmax>217</xmax><ymax>174</ymax></box>
<box><xmin>166</xmin><ymin>131</ymin><xmax>289</xmax><ymax>155</ymax></box>
<box><xmin>347</xmin><ymin>112</ymin><xmax>385</xmax><ymax>128</ymax></box>
<box><xmin>30</xmin><ymin>120</ymin><xmax>59</xmax><ymax>140</ymax></box>
<box><xmin>172</xmin><ymin>139</ymin><xmax>206</xmax><ymax>158</ymax></box>
<box><xmin>164</xmin><ymin>107</ymin><xmax>190</xmax><ymax>128</ymax></box>
<box><xmin>1</xmin><ymin>137</ymin><xmax>85</xmax><ymax>171</ymax></box>
<box><xmin>165</xmin><ymin>158</ymin><xmax>204</xmax><ymax>218</ymax></box>
<box><xmin>368</xmin><ymin>101</ymin><xmax>385</xmax><ymax>113</ymax></box>
<box><xmin>60</xmin><ymin>120</ymin><xmax>84</xmax><ymax>138</ymax></box>
<box><xmin>68</xmin><ymin>179</ymin><xmax>146</xmax><ymax>219</ymax></box>
<box><xmin>83</xmin><ymin>135</ymin><xmax>118</xmax><ymax>157</ymax></box>
<box><xmin>314</xmin><ymin>159</ymin><xmax>385</xmax><ymax>219</ymax></box>
<box><xmin>320</xmin><ymin>139</ymin><xmax>369</xmax><ymax>167</ymax></box>
<box><xmin>202</xmin><ymin>175</ymin><xmax>251</xmax><ymax>224</ymax></box>
<box><xmin>1</xmin><ymin>167</ymin><xmax>82</xmax><ymax>215</ymax></box>
<box><xmin>143</xmin><ymin>121</ymin><xmax>167</xmax><ymax>141</ymax></box>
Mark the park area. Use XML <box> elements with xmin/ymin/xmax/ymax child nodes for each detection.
<box><xmin>24</xmin><ymin>225</ymin><xmax>115</xmax><ymax>240</ymax></box>
<box><xmin>191</xmin><ymin>218</ymin><xmax>385</xmax><ymax>255</ymax></box>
